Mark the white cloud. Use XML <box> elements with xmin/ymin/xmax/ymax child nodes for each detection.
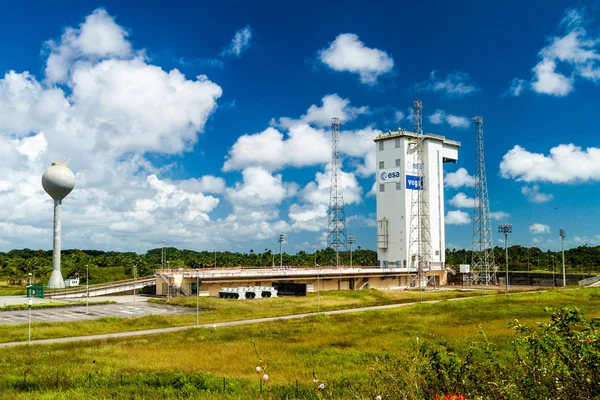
<box><xmin>508</xmin><ymin>78</ymin><xmax>528</xmax><ymax>96</ymax></box>
<box><xmin>510</xmin><ymin>8</ymin><xmax>600</xmax><ymax>97</ymax></box>
<box><xmin>294</xmin><ymin>93</ymin><xmax>368</xmax><ymax>128</ymax></box>
<box><xmin>500</xmin><ymin>144</ymin><xmax>600</xmax><ymax>183</ymax></box>
<box><xmin>414</xmin><ymin>70</ymin><xmax>479</xmax><ymax>97</ymax></box>
<box><xmin>427</xmin><ymin>110</ymin><xmax>470</xmax><ymax>129</ymax></box>
<box><xmin>0</xmin><ymin>9</ymin><xmax>225</xmax><ymax>250</ymax></box>
<box><xmin>222</xmin><ymin>26</ymin><xmax>252</xmax><ymax>57</ymax></box>
<box><xmin>448</xmin><ymin>192</ymin><xmax>475</xmax><ymax>208</ymax></box>
<box><xmin>521</xmin><ymin>185</ymin><xmax>554</xmax><ymax>203</ymax></box>
<box><xmin>394</xmin><ymin>110</ymin><xmax>405</xmax><ymax>123</ymax></box>
<box><xmin>227</xmin><ymin>167</ymin><xmax>297</xmax><ymax>209</ymax></box>
<box><xmin>223</xmin><ymin>94</ymin><xmax>378</xmax><ymax>174</ymax></box>
<box><xmin>529</xmin><ymin>223</ymin><xmax>550</xmax><ymax>234</ymax></box>
<box><xmin>347</xmin><ymin>214</ymin><xmax>377</xmax><ymax>228</ymax></box>
<box><xmin>490</xmin><ymin>211</ymin><xmax>510</xmax><ymax>220</ymax></box>
<box><xmin>445</xmin><ymin>168</ymin><xmax>475</xmax><ymax>188</ymax></box>
<box><xmin>44</xmin><ymin>8</ymin><xmax>133</xmax><ymax>84</ymax></box>
<box><xmin>446</xmin><ymin>210</ymin><xmax>471</xmax><ymax>225</ymax></box>
<box><xmin>318</xmin><ymin>33</ymin><xmax>394</xmax><ymax>85</ymax></box>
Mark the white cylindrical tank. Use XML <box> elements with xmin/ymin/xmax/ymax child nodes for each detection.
<box><xmin>42</xmin><ymin>162</ymin><xmax>75</xmax><ymax>289</ymax></box>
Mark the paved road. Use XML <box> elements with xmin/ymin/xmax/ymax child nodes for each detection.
<box><xmin>0</xmin><ymin>300</ymin><xmax>192</xmax><ymax>325</ymax></box>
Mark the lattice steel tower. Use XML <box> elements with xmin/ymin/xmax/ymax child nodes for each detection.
<box><xmin>471</xmin><ymin>116</ymin><xmax>497</xmax><ymax>285</ymax></box>
<box><xmin>409</xmin><ymin>100</ymin><xmax>431</xmax><ymax>285</ymax></box>
<box><xmin>327</xmin><ymin>117</ymin><xmax>347</xmax><ymax>266</ymax></box>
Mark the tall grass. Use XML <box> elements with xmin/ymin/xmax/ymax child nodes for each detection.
<box><xmin>0</xmin><ymin>288</ymin><xmax>597</xmax><ymax>398</ymax></box>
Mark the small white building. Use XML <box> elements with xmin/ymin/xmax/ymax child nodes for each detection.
<box><xmin>374</xmin><ymin>130</ymin><xmax>460</xmax><ymax>270</ymax></box>
<box><xmin>64</xmin><ymin>277</ymin><xmax>80</xmax><ymax>287</ymax></box>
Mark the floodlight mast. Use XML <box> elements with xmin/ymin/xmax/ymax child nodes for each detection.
<box><xmin>497</xmin><ymin>223</ymin><xmax>512</xmax><ymax>291</ymax></box>
<box><xmin>42</xmin><ymin>162</ymin><xmax>75</xmax><ymax>289</ymax></box>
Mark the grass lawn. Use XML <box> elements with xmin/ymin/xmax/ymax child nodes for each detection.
<box><xmin>0</xmin><ymin>287</ymin><xmax>597</xmax><ymax>399</ymax></box>
<box><xmin>0</xmin><ymin>288</ymin><xmax>511</xmax><ymax>344</ymax></box>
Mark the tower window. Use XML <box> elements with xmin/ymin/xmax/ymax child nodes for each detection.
<box><xmin>395</xmin><ymin>159</ymin><xmax>401</xmax><ymax>167</ymax></box>
<box><xmin>379</xmin><ymin>161</ymin><xmax>384</xmax><ymax>169</ymax></box>
<box><xmin>395</xmin><ymin>138</ymin><xmax>400</xmax><ymax>148</ymax></box>
<box><xmin>378</xmin><ymin>141</ymin><xmax>384</xmax><ymax>151</ymax></box>
<box><xmin>379</xmin><ymin>184</ymin><xmax>385</xmax><ymax>192</ymax></box>
<box><xmin>396</xmin><ymin>182</ymin><xmax>401</xmax><ymax>190</ymax></box>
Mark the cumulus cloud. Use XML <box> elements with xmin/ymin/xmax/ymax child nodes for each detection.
<box><xmin>428</xmin><ymin>110</ymin><xmax>470</xmax><ymax>129</ymax></box>
<box><xmin>222</xmin><ymin>26</ymin><xmax>252</xmax><ymax>57</ymax></box>
<box><xmin>414</xmin><ymin>70</ymin><xmax>479</xmax><ymax>97</ymax></box>
<box><xmin>510</xmin><ymin>8</ymin><xmax>600</xmax><ymax>97</ymax></box>
<box><xmin>500</xmin><ymin>144</ymin><xmax>600</xmax><ymax>183</ymax></box>
<box><xmin>445</xmin><ymin>210</ymin><xmax>471</xmax><ymax>225</ymax></box>
<box><xmin>0</xmin><ymin>9</ymin><xmax>225</xmax><ymax>250</ymax></box>
<box><xmin>223</xmin><ymin>94</ymin><xmax>378</xmax><ymax>174</ymax></box>
<box><xmin>318</xmin><ymin>33</ymin><xmax>394</xmax><ymax>84</ymax></box>
<box><xmin>448</xmin><ymin>192</ymin><xmax>475</xmax><ymax>208</ymax></box>
<box><xmin>521</xmin><ymin>185</ymin><xmax>554</xmax><ymax>203</ymax></box>
<box><xmin>490</xmin><ymin>211</ymin><xmax>510</xmax><ymax>220</ymax></box>
<box><xmin>445</xmin><ymin>168</ymin><xmax>475</xmax><ymax>188</ymax></box>
<box><xmin>529</xmin><ymin>223</ymin><xmax>550</xmax><ymax>234</ymax></box>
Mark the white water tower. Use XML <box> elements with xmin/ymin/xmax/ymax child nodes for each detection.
<box><xmin>42</xmin><ymin>161</ymin><xmax>75</xmax><ymax>289</ymax></box>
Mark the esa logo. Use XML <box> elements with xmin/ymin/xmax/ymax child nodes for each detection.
<box><xmin>380</xmin><ymin>171</ymin><xmax>400</xmax><ymax>181</ymax></box>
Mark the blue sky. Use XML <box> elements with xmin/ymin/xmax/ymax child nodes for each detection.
<box><xmin>1</xmin><ymin>0</ymin><xmax>599</xmax><ymax>254</ymax></box>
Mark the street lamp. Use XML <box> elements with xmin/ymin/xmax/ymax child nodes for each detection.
<box><xmin>272</xmin><ymin>243</ymin><xmax>276</xmax><ymax>268</ymax></box>
<box><xmin>551</xmin><ymin>255</ymin><xmax>556</xmax><ymax>288</ymax></box>
<box><xmin>28</xmin><ymin>298</ymin><xmax>32</xmax><ymax>345</ymax></box>
<box><xmin>86</xmin><ymin>264</ymin><xmax>89</xmax><ymax>314</ymax></box>
<box><xmin>196</xmin><ymin>267</ymin><xmax>199</xmax><ymax>327</ymax></box>
<box><xmin>559</xmin><ymin>229</ymin><xmax>566</xmax><ymax>287</ymax></box>
<box><xmin>348</xmin><ymin>236</ymin><xmax>356</xmax><ymax>268</ymax></box>
<box><xmin>279</xmin><ymin>234</ymin><xmax>285</xmax><ymax>269</ymax></box>
<box><xmin>527</xmin><ymin>249</ymin><xmax>530</xmax><ymax>272</ymax></box>
<box><xmin>214</xmin><ymin>242</ymin><xmax>217</xmax><ymax>269</ymax></box>
<box><xmin>161</xmin><ymin>240</ymin><xmax>164</xmax><ymax>269</ymax></box>
<box><xmin>27</xmin><ymin>273</ymin><xmax>32</xmax><ymax>298</ymax></box>
<box><xmin>314</xmin><ymin>241</ymin><xmax>320</xmax><ymax>314</ymax></box>
<box><xmin>498</xmin><ymin>224</ymin><xmax>512</xmax><ymax>291</ymax></box>
<box><xmin>132</xmin><ymin>265</ymin><xmax>137</xmax><ymax>318</ymax></box>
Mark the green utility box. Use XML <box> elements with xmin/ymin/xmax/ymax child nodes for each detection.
<box><xmin>27</xmin><ymin>284</ymin><xmax>45</xmax><ymax>298</ymax></box>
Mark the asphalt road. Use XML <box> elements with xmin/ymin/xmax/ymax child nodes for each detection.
<box><xmin>0</xmin><ymin>300</ymin><xmax>192</xmax><ymax>326</ymax></box>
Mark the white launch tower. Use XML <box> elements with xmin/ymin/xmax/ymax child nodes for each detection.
<box><xmin>374</xmin><ymin>130</ymin><xmax>459</xmax><ymax>271</ymax></box>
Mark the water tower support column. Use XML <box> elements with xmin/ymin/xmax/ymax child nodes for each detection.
<box><xmin>48</xmin><ymin>199</ymin><xmax>65</xmax><ymax>288</ymax></box>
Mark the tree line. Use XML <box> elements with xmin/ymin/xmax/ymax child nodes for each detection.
<box><xmin>0</xmin><ymin>244</ymin><xmax>598</xmax><ymax>284</ymax></box>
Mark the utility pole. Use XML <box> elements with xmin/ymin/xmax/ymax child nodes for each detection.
<box><xmin>348</xmin><ymin>236</ymin><xmax>356</xmax><ymax>268</ymax></box>
<box><xmin>279</xmin><ymin>234</ymin><xmax>285</xmax><ymax>268</ymax></box>
<box><xmin>560</xmin><ymin>229</ymin><xmax>566</xmax><ymax>287</ymax></box>
<box><xmin>498</xmin><ymin>224</ymin><xmax>512</xmax><ymax>291</ymax></box>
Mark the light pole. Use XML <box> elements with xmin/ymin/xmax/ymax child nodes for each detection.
<box><xmin>314</xmin><ymin>241</ymin><xmax>320</xmax><ymax>314</ymax></box>
<box><xmin>86</xmin><ymin>264</ymin><xmax>89</xmax><ymax>314</ymax></box>
<box><xmin>161</xmin><ymin>240</ymin><xmax>164</xmax><ymax>269</ymax></box>
<box><xmin>132</xmin><ymin>265</ymin><xmax>137</xmax><ymax>318</ymax></box>
<box><xmin>214</xmin><ymin>242</ymin><xmax>217</xmax><ymax>269</ymax></box>
<box><xmin>552</xmin><ymin>255</ymin><xmax>556</xmax><ymax>288</ymax></box>
<box><xmin>28</xmin><ymin>298</ymin><xmax>32</xmax><ymax>345</ymax></box>
<box><xmin>527</xmin><ymin>249</ymin><xmax>530</xmax><ymax>272</ymax></box>
<box><xmin>498</xmin><ymin>224</ymin><xmax>512</xmax><ymax>291</ymax></box>
<box><xmin>196</xmin><ymin>268</ymin><xmax>199</xmax><ymax>327</ymax></box>
<box><xmin>27</xmin><ymin>273</ymin><xmax>32</xmax><ymax>298</ymax></box>
<box><xmin>348</xmin><ymin>236</ymin><xmax>356</xmax><ymax>268</ymax></box>
<box><xmin>279</xmin><ymin>234</ymin><xmax>284</xmax><ymax>269</ymax></box>
<box><xmin>560</xmin><ymin>229</ymin><xmax>566</xmax><ymax>287</ymax></box>
<box><xmin>272</xmin><ymin>243</ymin><xmax>275</xmax><ymax>268</ymax></box>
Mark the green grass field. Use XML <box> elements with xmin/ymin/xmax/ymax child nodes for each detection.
<box><xmin>0</xmin><ymin>288</ymin><xmax>505</xmax><ymax>344</ymax></box>
<box><xmin>0</xmin><ymin>287</ymin><xmax>597</xmax><ymax>399</ymax></box>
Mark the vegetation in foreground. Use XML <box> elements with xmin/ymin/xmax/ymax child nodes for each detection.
<box><xmin>0</xmin><ymin>288</ymin><xmax>597</xmax><ymax>399</ymax></box>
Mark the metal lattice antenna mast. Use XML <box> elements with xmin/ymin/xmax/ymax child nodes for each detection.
<box><xmin>471</xmin><ymin>116</ymin><xmax>497</xmax><ymax>285</ymax></box>
<box><xmin>327</xmin><ymin>117</ymin><xmax>348</xmax><ymax>267</ymax></box>
<box><xmin>409</xmin><ymin>100</ymin><xmax>431</xmax><ymax>290</ymax></box>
